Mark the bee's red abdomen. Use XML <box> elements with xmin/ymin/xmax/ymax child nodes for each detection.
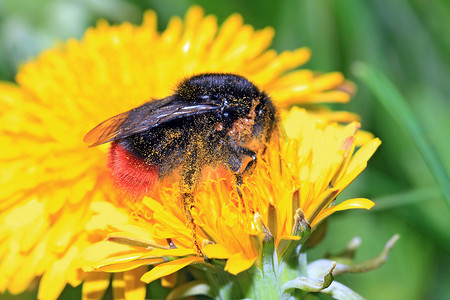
<box><xmin>108</xmin><ymin>142</ymin><xmax>158</xmax><ymax>200</ymax></box>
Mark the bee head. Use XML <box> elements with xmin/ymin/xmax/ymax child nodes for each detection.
<box><xmin>177</xmin><ymin>73</ymin><xmax>277</xmax><ymax>141</ymax></box>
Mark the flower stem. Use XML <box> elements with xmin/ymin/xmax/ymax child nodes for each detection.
<box><xmin>203</xmin><ymin>264</ymin><xmax>240</xmax><ymax>300</ymax></box>
<box><xmin>253</xmin><ymin>266</ymin><xmax>281</xmax><ymax>300</ymax></box>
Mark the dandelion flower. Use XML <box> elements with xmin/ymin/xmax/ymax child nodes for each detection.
<box><xmin>79</xmin><ymin>109</ymin><xmax>380</xmax><ymax>299</ymax></box>
<box><xmin>0</xmin><ymin>5</ymin><xmax>359</xmax><ymax>299</ymax></box>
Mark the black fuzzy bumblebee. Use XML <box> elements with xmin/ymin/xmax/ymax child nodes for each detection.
<box><xmin>84</xmin><ymin>73</ymin><xmax>276</xmax><ymax>251</ymax></box>
<box><xmin>85</xmin><ymin>73</ymin><xmax>276</xmax><ymax>198</ymax></box>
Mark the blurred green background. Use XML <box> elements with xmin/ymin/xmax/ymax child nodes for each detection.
<box><xmin>1</xmin><ymin>0</ymin><xmax>449</xmax><ymax>299</ymax></box>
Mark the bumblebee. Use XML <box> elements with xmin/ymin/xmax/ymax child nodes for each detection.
<box><xmin>84</xmin><ymin>73</ymin><xmax>276</xmax><ymax>252</ymax></box>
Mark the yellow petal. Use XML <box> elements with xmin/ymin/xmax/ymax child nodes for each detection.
<box><xmin>312</xmin><ymin>72</ymin><xmax>344</xmax><ymax>90</ymax></box>
<box><xmin>91</xmin><ymin>257</ymin><xmax>163</xmax><ymax>273</ymax></box>
<box><xmin>202</xmin><ymin>244</ymin><xmax>234</xmax><ymax>259</ymax></box>
<box><xmin>79</xmin><ymin>241</ymin><xmax>139</xmax><ymax>269</ymax></box>
<box><xmin>8</xmin><ymin>252</ymin><xmax>40</xmax><ymax>294</ymax></box>
<box><xmin>112</xmin><ymin>272</ymin><xmax>125</xmax><ymax>300</ymax></box>
<box><xmin>355</xmin><ymin>129</ymin><xmax>375</xmax><ymax>145</ymax></box>
<box><xmin>161</xmin><ymin>273</ymin><xmax>178</xmax><ymax>288</ymax></box>
<box><xmin>149</xmin><ymin>248</ymin><xmax>196</xmax><ymax>257</ymax></box>
<box><xmin>335</xmin><ymin>138</ymin><xmax>381</xmax><ymax>190</ymax></box>
<box><xmin>311</xmin><ymin>198</ymin><xmax>375</xmax><ymax>228</ymax></box>
<box><xmin>140</xmin><ymin>257</ymin><xmax>204</xmax><ymax>283</ymax></box>
<box><xmin>82</xmin><ymin>272</ymin><xmax>111</xmax><ymax>300</ymax></box>
<box><xmin>38</xmin><ymin>245</ymin><xmax>80</xmax><ymax>300</ymax></box>
<box><xmin>305</xmin><ymin>91</ymin><xmax>350</xmax><ymax>103</ymax></box>
<box><xmin>86</xmin><ymin>202</ymin><xmax>129</xmax><ymax>230</ymax></box>
<box><xmin>224</xmin><ymin>252</ymin><xmax>256</xmax><ymax>275</ymax></box>
<box><xmin>124</xmin><ymin>266</ymin><xmax>147</xmax><ymax>300</ymax></box>
<box><xmin>2</xmin><ymin>199</ymin><xmax>47</xmax><ymax>253</ymax></box>
<box><xmin>349</xmin><ymin>138</ymin><xmax>381</xmax><ymax>171</ymax></box>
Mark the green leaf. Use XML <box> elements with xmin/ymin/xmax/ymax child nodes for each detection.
<box><xmin>372</xmin><ymin>187</ymin><xmax>440</xmax><ymax>211</ymax></box>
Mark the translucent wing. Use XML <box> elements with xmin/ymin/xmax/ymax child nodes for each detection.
<box><xmin>84</xmin><ymin>96</ymin><xmax>220</xmax><ymax>147</ymax></box>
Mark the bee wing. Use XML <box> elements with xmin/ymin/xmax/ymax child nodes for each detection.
<box><xmin>84</xmin><ymin>96</ymin><xmax>220</xmax><ymax>147</ymax></box>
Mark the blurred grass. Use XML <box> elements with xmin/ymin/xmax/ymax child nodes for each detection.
<box><xmin>1</xmin><ymin>0</ymin><xmax>449</xmax><ymax>299</ymax></box>
<box><xmin>353</xmin><ymin>62</ymin><xmax>450</xmax><ymax>209</ymax></box>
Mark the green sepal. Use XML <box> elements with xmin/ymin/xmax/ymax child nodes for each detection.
<box><xmin>277</xmin><ymin>209</ymin><xmax>311</xmax><ymax>260</ymax></box>
<box><xmin>309</xmin><ymin>234</ymin><xmax>400</xmax><ymax>276</ymax></box>
<box><xmin>320</xmin><ymin>281</ymin><xmax>365</xmax><ymax>300</ymax></box>
<box><xmin>281</xmin><ymin>261</ymin><xmax>335</xmax><ymax>293</ymax></box>
<box><xmin>166</xmin><ymin>280</ymin><xmax>212</xmax><ymax>300</ymax></box>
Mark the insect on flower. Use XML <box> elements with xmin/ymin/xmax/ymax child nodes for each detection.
<box><xmin>84</xmin><ymin>73</ymin><xmax>277</xmax><ymax>253</ymax></box>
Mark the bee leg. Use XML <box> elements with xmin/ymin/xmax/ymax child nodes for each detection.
<box><xmin>181</xmin><ymin>192</ymin><xmax>203</xmax><ymax>256</ymax></box>
<box><xmin>234</xmin><ymin>173</ymin><xmax>244</xmax><ymax>199</ymax></box>
<box><xmin>233</xmin><ymin>151</ymin><xmax>256</xmax><ymax>190</ymax></box>
<box><xmin>224</xmin><ymin>146</ymin><xmax>257</xmax><ymax>212</ymax></box>
<box><xmin>241</xmin><ymin>149</ymin><xmax>257</xmax><ymax>177</ymax></box>
<box><xmin>180</xmin><ymin>148</ymin><xmax>203</xmax><ymax>256</ymax></box>
<box><xmin>222</xmin><ymin>142</ymin><xmax>257</xmax><ymax>176</ymax></box>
